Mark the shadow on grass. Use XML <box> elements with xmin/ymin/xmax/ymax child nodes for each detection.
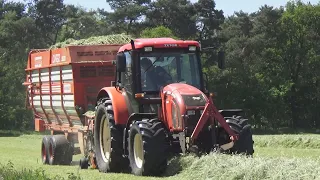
<box><xmin>0</xmin><ymin>130</ymin><xmax>49</xmax><ymax>137</ymax></box>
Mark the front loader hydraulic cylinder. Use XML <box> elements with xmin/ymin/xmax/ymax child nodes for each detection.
<box><xmin>190</xmin><ymin>97</ymin><xmax>238</xmax><ymax>143</ymax></box>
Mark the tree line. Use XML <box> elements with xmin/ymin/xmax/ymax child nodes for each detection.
<box><xmin>0</xmin><ymin>0</ymin><xmax>319</xmax><ymax>131</ymax></box>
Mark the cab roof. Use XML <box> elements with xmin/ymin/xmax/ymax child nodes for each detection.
<box><xmin>118</xmin><ymin>38</ymin><xmax>200</xmax><ymax>52</ymax></box>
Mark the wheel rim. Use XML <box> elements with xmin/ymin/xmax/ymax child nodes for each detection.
<box><xmin>133</xmin><ymin>133</ymin><xmax>144</xmax><ymax>169</ymax></box>
<box><xmin>99</xmin><ymin>114</ymin><xmax>111</xmax><ymax>162</ymax></box>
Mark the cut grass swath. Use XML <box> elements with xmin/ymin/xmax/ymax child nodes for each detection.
<box><xmin>50</xmin><ymin>34</ymin><xmax>134</xmax><ymax>49</ymax></box>
<box><xmin>168</xmin><ymin>153</ymin><xmax>320</xmax><ymax>180</ymax></box>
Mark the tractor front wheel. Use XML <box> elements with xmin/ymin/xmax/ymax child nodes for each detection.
<box><xmin>128</xmin><ymin>118</ymin><xmax>169</xmax><ymax>176</ymax></box>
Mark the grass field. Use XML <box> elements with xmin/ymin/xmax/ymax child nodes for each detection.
<box><xmin>1</xmin><ymin>131</ymin><xmax>320</xmax><ymax>180</ymax></box>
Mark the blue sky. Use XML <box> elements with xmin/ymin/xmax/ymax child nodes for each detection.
<box><xmin>12</xmin><ymin>0</ymin><xmax>320</xmax><ymax>16</ymax></box>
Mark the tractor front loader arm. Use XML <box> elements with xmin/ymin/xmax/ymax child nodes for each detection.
<box><xmin>190</xmin><ymin>97</ymin><xmax>239</xmax><ymax>146</ymax></box>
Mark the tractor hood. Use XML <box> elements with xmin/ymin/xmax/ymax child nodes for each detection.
<box><xmin>162</xmin><ymin>83</ymin><xmax>208</xmax><ymax>107</ymax></box>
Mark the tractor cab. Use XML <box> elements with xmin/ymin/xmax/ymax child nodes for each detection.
<box><xmin>139</xmin><ymin>47</ymin><xmax>203</xmax><ymax>93</ymax></box>
<box><xmin>115</xmin><ymin>38</ymin><xmax>224</xmax><ymax>114</ymax></box>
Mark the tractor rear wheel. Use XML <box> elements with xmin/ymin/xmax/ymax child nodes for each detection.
<box><xmin>94</xmin><ymin>98</ymin><xmax>128</xmax><ymax>173</ymax></box>
<box><xmin>219</xmin><ymin>115</ymin><xmax>254</xmax><ymax>156</ymax></box>
<box><xmin>128</xmin><ymin>118</ymin><xmax>169</xmax><ymax>176</ymax></box>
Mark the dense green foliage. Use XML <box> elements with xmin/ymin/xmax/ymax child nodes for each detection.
<box><xmin>0</xmin><ymin>0</ymin><xmax>319</xmax><ymax>130</ymax></box>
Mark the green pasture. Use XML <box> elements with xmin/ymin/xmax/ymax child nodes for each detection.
<box><xmin>1</xmin><ymin>131</ymin><xmax>320</xmax><ymax>180</ymax></box>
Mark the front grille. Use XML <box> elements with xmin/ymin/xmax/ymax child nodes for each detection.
<box><xmin>184</xmin><ymin>110</ymin><xmax>201</xmax><ymax>136</ymax></box>
<box><xmin>182</xmin><ymin>94</ymin><xmax>206</xmax><ymax>107</ymax></box>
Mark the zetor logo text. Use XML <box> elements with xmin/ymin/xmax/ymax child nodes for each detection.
<box><xmin>192</xmin><ymin>96</ymin><xmax>201</xmax><ymax>100</ymax></box>
<box><xmin>164</xmin><ymin>44</ymin><xmax>178</xmax><ymax>47</ymax></box>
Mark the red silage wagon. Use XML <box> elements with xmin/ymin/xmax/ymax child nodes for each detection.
<box><xmin>23</xmin><ymin>44</ymin><xmax>122</xmax><ymax>165</ymax></box>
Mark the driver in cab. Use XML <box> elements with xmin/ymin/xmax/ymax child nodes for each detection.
<box><xmin>140</xmin><ymin>57</ymin><xmax>172</xmax><ymax>90</ymax></box>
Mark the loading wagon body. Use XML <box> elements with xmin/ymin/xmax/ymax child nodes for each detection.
<box><xmin>23</xmin><ymin>44</ymin><xmax>122</xmax><ymax>155</ymax></box>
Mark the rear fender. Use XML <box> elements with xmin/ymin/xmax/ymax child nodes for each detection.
<box><xmin>218</xmin><ymin>109</ymin><xmax>243</xmax><ymax>117</ymax></box>
<box><xmin>96</xmin><ymin>87</ymin><xmax>129</xmax><ymax>125</ymax></box>
<box><xmin>122</xmin><ymin>113</ymin><xmax>157</xmax><ymax>155</ymax></box>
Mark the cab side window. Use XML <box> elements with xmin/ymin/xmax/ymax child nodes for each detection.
<box><xmin>120</xmin><ymin>51</ymin><xmax>132</xmax><ymax>91</ymax></box>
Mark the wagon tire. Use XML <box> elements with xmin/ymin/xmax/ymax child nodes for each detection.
<box><xmin>41</xmin><ymin>135</ymin><xmax>52</xmax><ymax>164</ymax></box>
<box><xmin>48</xmin><ymin>135</ymin><xmax>73</xmax><ymax>165</ymax></box>
<box><xmin>79</xmin><ymin>157</ymin><xmax>89</xmax><ymax>169</ymax></box>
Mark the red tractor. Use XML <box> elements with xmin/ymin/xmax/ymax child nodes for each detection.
<box><xmin>90</xmin><ymin>38</ymin><xmax>254</xmax><ymax>176</ymax></box>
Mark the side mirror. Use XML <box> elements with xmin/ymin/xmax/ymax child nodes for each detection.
<box><xmin>116</xmin><ymin>53</ymin><xmax>126</xmax><ymax>72</ymax></box>
<box><xmin>217</xmin><ymin>51</ymin><xmax>225</xmax><ymax>69</ymax></box>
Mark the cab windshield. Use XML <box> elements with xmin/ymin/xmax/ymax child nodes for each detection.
<box><xmin>139</xmin><ymin>49</ymin><xmax>202</xmax><ymax>92</ymax></box>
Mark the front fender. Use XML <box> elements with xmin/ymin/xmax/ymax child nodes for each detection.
<box><xmin>96</xmin><ymin>87</ymin><xmax>129</xmax><ymax>125</ymax></box>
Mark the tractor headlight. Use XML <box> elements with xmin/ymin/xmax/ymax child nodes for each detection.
<box><xmin>144</xmin><ymin>46</ymin><xmax>153</xmax><ymax>52</ymax></box>
<box><xmin>189</xmin><ymin>45</ymin><xmax>197</xmax><ymax>51</ymax></box>
<box><xmin>171</xmin><ymin>102</ymin><xmax>181</xmax><ymax>128</ymax></box>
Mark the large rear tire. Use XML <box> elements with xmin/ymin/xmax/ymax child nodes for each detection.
<box><xmin>128</xmin><ymin>118</ymin><xmax>169</xmax><ymax>176</ymax></box>
<box><xmin>94</xmin><ymin>98</ymin><xmax>128</xmax><ymax>173</ymax></box>
<box><xmin>219</xmin><ymin>115</ymin><xmax>254</xmax><ymax>155</ymax></box>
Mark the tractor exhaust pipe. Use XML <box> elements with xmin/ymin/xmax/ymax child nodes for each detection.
<box><xmin>130</xmin><ymin>40</ymin><xmax>135</xmax><ymax>50</ymax></box>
